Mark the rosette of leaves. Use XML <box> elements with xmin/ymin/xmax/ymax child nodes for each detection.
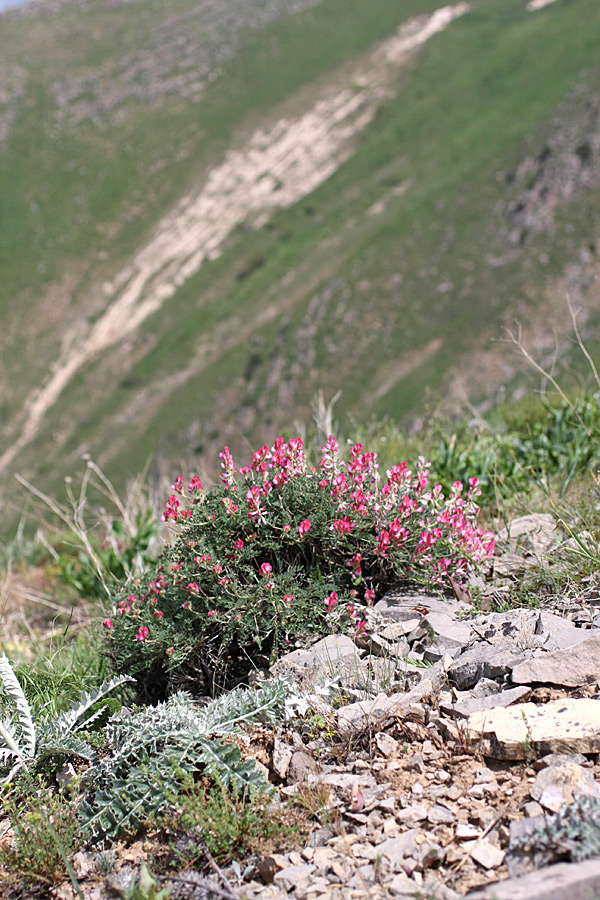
<box><xmin>0</xmin><ymin>654</ymin><xmax>132</xmax><ymax>783</ymax></box>
<box><xmin>78</xmin><ymin>678</ymin><xmax>286</xmax><ymax>844</ymax></box>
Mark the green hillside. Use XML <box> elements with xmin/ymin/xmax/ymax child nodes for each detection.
<box><xmin>0</xmin><ymin>0</ymin><xmax>599</xmax><ymax>516</ymax></box>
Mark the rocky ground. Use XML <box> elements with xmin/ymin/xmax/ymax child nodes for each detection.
<box><xmin>31</xmin><ymin>512</ymin><xmax>600</xmax><ymax>900</ymax></box>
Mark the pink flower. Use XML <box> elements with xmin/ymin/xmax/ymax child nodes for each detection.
<box><xmin>166</xmin><ymin>647</ymin><xmax>175</xmax><ymax>656</ymax></box>
<box><xmin>235</xmin><ymin>539</ymin><xmax>244</xmax><ymax>550</ymax></box>
<box><xmin>181</xmin><ymin>600</ymin><xmax>192</xmax><ymax>610</ymax></box>
<box><xmin>298</xmin><ymin>519</ymin><xmax>311</xmax><ymax>536</ymax></box>
<box><xmin>332</xmin><ymin>516</ymin><xmax>354</xmax><ymax>535</ymax></box>
<box><xmin>365</xmin><ymin>589</ymin><xmax>376</xmax><ymax>603</ymax></box>
<box><xmin>135</xmin><ymin>626</ymin><xmax>149</xmax><ymax>642</ymax></box>
<box><xmin>187</xmin><ymin>582</ymin><xmax>200</xmax><ymax>595</ymax></box>
<box><xmin>171</xmin><ymin>475</ymin><xmax>184</xmax><ymax>495</ymax></box>
<box><xmin>259</xmin><ymin>562</ymin><xmax>272</xmax><ymax>577</ymax></box>
<box><xmin>282</xmin><ymin>594</ymin><xmax>293</xmax><ymax>603</ymax></box>
<box><xmin>188</xmin><ymin>475</ymin><xmax>203</xmax><ymax>493</ymax></box>
<box><xmin>207</xmin><ymin>609</ymin><xmax>217</xmax><ymax>617</ymax></box>
<box><xmin>283</xmin><ymin>524</ymin><xmax>291</xmax><ymax>532</ymax></box>
<box><xmin>355</xmin><ymin>620</ymin><xmax>367</xmax><ymax>636</ymax></box>
<box><xmin>324</xmin><ymin>591</ymin><xmax>339</xmax><ymax>612</ymax></box>
<box><xmin>102</xmin><ymin>617</ymin><xmax>113</xmax><ymax>629</ymax></box>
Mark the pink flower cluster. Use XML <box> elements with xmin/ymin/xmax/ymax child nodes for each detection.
<box><xmin>119</xmin><ymin>436</ymin><xmax>494</xmax><ymax>650</ymax></box>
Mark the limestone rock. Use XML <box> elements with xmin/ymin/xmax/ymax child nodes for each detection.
<box><xmin>466</xmin><ymin>698</ymin><xmax>600</xmax><ymax>759</ymax></box>
<box><xmin>530</xmin><ymin>762</ymin><xmax>600</xmax><ymax>811</ymax></box>
<box><xmin>440</xmin><ymin>685</ymin><xmax>531</xmax><ymax>718</ymax></box>
<box><xmin>465</xmin><ymin>857</ymin><xmax>600</xmax><ymax>900</ymax></box>
<box><xmin>511</xmin><ymin>634</ymin><xmax>600</xmax><ymax>687</ymax></box>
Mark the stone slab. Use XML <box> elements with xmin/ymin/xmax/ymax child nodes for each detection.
<box><xmin>440</xmin><ymin>685</ymin><xmax>532</xmax><ymax>719</ymax></box>
<box><xmin>466</xmin><ymin>698</ymin><xmax>600</xmax><ymax>760</ymax></box>
<box><xmin>465</xmin><ymin>856</ymin><xmax>600</xmax><ymax>900</ymax></box>
<box><xmin>512</xmin><ymin>634</ymin><xmax>600</xmax><ymax>687</ymax></box>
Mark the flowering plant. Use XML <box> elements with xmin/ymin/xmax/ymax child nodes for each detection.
<box><xmin>105</xmin><ymin>437</ymin><xmax>493</xmax><ymax>697</ymax></box>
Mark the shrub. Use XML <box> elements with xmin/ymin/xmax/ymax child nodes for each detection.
<box><xmin>105</xmin><ymin>437</ymin><xmax>494</xmax><ymax>697</ymax></box>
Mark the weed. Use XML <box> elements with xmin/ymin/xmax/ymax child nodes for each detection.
<box><xmin>118</xmin><ymin>864</ymin><xmax>171</xmax><ymax>900</ymax></box>
<box><xmin>151</xmin><ymin>776</ymin><xmax>301</xmax><ymax>869</ymax></box>
<box><xmin>294</xmin><ymin>783</ymin><xmax>341</xmax><ymax>831</ymax></box>
<box><xmin>0</xmin><ymin>778</ymin><xmax>82</xmax><ymax>888</ymax></box>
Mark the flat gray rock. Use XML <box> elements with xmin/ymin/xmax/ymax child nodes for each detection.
<box><xmin>496</xmin><ymin>513</ymin><xmax>557</xmax><ymax>556</ymax></box>
<box><xmin>530</xmin><ymin>762</ymin><xmax>600</xmax><ymax>811</ymax></box>
<box><xmin>424</xmin><ymin>611</ymin><xmax>473</xmax><ymax>647</ymax></box>
<box><xmin>465</xmin><ymin>856</ymin><xmax>600</xmax><ymax>900</ymax></box>
<box><xmin>466</xmin><ymin>698</ymin><xmax>600</xmax><ymax>759</ymax></box>
<box><xmin>378</xmin><ymin>828</ymin><xmax>418</xmax><ymax>868</ymax></box>
<box><xmin>449</xmin><ymin>642</ymin><xmax>530</xmax><ymax>690</ymax></box>
<box><xmin>440</xmin><ymin>685</ymin><xmax>531</xmax><ymax>719</ymax></box>
<box><xmin>512</xmin><ymin>634</ymin><xmax>600</xmax><ymax>687</ymax></box>
<box><xmin>374</xmin><ymin>593</ymin><xmax>466</xmax><ymax>621</ymax></box>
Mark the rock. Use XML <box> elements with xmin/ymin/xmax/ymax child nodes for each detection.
<box><xmin>465</xmin><ymin>837</ymin><xmax>505</xmax><ymax>869</ymax></box>
<box><xmin>378</xmin><ymin>829</ymin><xmax>418</xmax><ymax>869</ymax></box>
<box><xmin>427</xmin><ymin>805</ymin><xmax>455</xmax><ymax>825</ymax></box>
<box><xmin>337</xmin><ymin>659</ymin><xmax>448</xmax><ymax>735</ymax></box>
<box><xmin>530</xmin><ymin>762</ymin><xmax>600</xmax><ymax>811</ymax></box>
<box><xmin>424</xmin><ymin>611</ymin><xmax>473</xmax><ymax>648</ymax></box>
<box><xmin>512</xmin><ymin>634</ymin><xmax>600</xmax><ymax>687</ymax></box>
<box><xmin>456</xmin><ymin>823</ymin><xmax>481</xmax><ymax>840</ymax></box>
<box><xmin>381</xmin><ymin>621</ymin><xmax>420</xmax><ymax>640</ymax></box>
<box><xmin>440</xmin><ymin>685</ymin><xmax>532</xmax><ymax>718</ymax></box>
<box><xmin>286</xmin><ymin>750</ymin><xmax>320</xmax><ymax>784</ymax></box>
<box><xmin>318</xmin><ymin>771</ymin><xmax>377</xmax><ymax>790</ymax></box>
<box><xmin>273</xmin><ymin>633</ymin><xmax>360</xmax><ymax>676</ymax></box>
<box><xmin>396</xmin><ymin>803</ymin><xmax>427</xmax><ymax>824</ymax></box>
<box><xmin>272</xmin><ymin>738</ymin><xmax>293</xmax><ymax>780</ymax></box>
<box><xmin>496</xmin><ymin>513</ymin><xmax>557</xmax><ymax>556</ymax></box>
<box><xmin>448</xmin><ymin>642</ymin><xmax>529</xmax><ymax>690</ymax></box>
<box><xmin>424</xmin><ymin>642</ymin><xmax>463</xmax><ymax>663</ymax></box>
<box><xmin>533</xmin><ymin>752</ymin><xmax>591</xmax><ymax>770</ymax></box>
<box><xmin>466</xmin><ymin>698</ymin><xmax>600</xmax><ymax>759</ymax></box>
<box><xmin>522</xmin><ymin>800</ymin><xmax>544</xmax><ymax>817</ymax></box>
<box><xmin>536</xmin><ymin>611</ymin><xmax>591</xmax><ymax>650</ymax></box>
<box><xmin>273</xmin><ymin>863</ymin><xmax>316</xmax><ymax>892</ymax></box>
<box><xmin>387</xmin><ymin>872</ymin><xmax>419</xmax><ymax>895</ymax></box>
<box><xmin>375</xmin><ymin>731</ymin><xmax>399</xmax><ymax>758</ymax></box>
<box><xmin>465</xmin><ymin>857</ymin><xmax>600</xmax><ymax>900</ymax></box>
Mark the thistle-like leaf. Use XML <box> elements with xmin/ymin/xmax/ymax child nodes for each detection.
<box><xmin>0</xmin><ymin>654</ymin><xmax>35</xmax><ymax>757</ymax></box>
<box><xmin>195</xmin><ymin>737</ymin><xmax>270</xmax><ymax>794</ymax></box>
<box><xmin>37</xmin><ymin>732</ymin><xmax>99</xmax><ymax>767</ymax></box>
<box><xmin>48</xmin><ymin>673</ymin><xmax>133</xmax><ymax>739</ymax></box>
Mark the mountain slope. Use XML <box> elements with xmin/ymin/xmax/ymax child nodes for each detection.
<box><xmin>1</xmin><ymin>0</ymin><xmax>599</xmax><ymax>517</ymax></box>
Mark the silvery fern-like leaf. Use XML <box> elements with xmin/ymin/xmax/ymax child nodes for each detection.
<box><xmin>37</xmin><ymin>733</ymin><xmax>99</xmax><ymax>767</ymax></box>
<box><xmin>0</xmin><ymin>654</ymin><xmax>35</xmax><ymax>757</ymax></box>
<box><xmin>47</xmin><ymin>673</ymin><xmax>133</xmax><ymax>739</ymax></box>
<box><xmin>0</xmin><ymin>744</ymin><xmax>21</xmax><ymax>764</ymax></box>
<box><xmin>195</xmin><ymin>737</ymin><xmax>270</xmax><ymax>794</ymax></box>
<box><xmin>193</xmin><ymin>678</ymin><xmax>286</xmax><ymax>736</ymax></box>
